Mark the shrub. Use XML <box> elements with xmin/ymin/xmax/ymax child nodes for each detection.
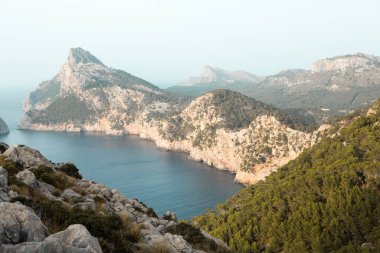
<box><xmin>2</xmin><ymin>160</ymin><xmax>24</xmax><ymax>176</ymax></box>
<box><xmin>166</xmin><ymin>222</ymin><xmax>231</xmax><ymax>253</ymax></box>
<box><xmin>31</xmin><ymin>166</ymin><xmax>73</xmax><ymax>190</ymax></box>
<box><xmin>16</xmin><ymin>196</ymin><xmax>140</xmax><ymax>253</ymax></box>
<box><xmin>57</xmin><ymin>163</ymin><xmax>82</xmax><ymax>179</ymax></box>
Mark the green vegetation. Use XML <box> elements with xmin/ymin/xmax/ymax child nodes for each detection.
<box><xmin>31</xmin><ymin>95</ymin><xmax>98</xmax><ymax>124</ymax></box>
<box><xmin>57</xmin><ymin>163</ymin><xmax>82</xmax><ymax>179</ymax></box>
<box><xmin>2</xmin><ymin>162</ymin><xmax>142</xmax><ymax>253</ymax></box>
<box><xmin>13</xmin><ymin>196</ymin><xmax>141</xmax><ymax>253</ymax></box>
<box><xmin>166</xmin><ymin>222</ymin><xmax>232</xmax><ymax>253</ymax></box>
<box><xmin>193</xmin><ymin>103</ymin><xmax>380</xmax><ymax>252</ymax></box>
<box><xmin>31</xmin><ymin>166</ymin><xmax>74</xmax><ymax>190</ymax></box>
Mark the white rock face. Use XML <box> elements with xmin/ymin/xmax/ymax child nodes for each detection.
<box><xmin>312</xmin><ymin>53</ymin><xmax>380</xmax><ymax>73</ymax></box>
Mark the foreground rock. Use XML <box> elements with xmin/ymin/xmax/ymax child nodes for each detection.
<box><xmin>0</xmin><ymin>144</ymin><xmax>230</xmax><ymax>253</ymax></box>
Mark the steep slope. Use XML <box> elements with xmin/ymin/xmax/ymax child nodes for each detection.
<box><xmin>0</xmin><ymin>117</ymin><xmax>9</xmax><ymax>135</ymax></box>
<box><xmin>166</xmin><ymin>66</ymin><xmax>262</xmax><ymax>96</ymax></box>
<box><xmin>22</xmin><ymin>48</ymin><xmax>327</xmax><ymax>185</ymax></box>
<box><xmin>0</xmin><ymin>143</ymin><xmax>229</xmax><ymax>253</ymax></box>
<box><xmin>193</xmin><ymin>99</ymin><xmax>380</xmax><ymax>252</ymax></box>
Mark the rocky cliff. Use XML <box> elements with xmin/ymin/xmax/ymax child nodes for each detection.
<box><xmin>0</xmin><ymin>143</ymin><xmax>229</xmax><ymax>253</ymax></box>
<box><xmin>0</xmin><ymin>117</ymin><xmax>9</xmax><ymax>135</ymax></box>
<box><xmin>21</xmin><ymin>48</ymin><xmax>329</xmax><ymax>185</ymax></box>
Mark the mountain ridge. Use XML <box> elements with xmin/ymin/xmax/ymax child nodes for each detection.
<box><xmin>167</xmin><ymin>53</ymin><xmax>380</xmax><ymax>116</ymax></box>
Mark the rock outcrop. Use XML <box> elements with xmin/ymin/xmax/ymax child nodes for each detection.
<box><xmin>0</xmin><ymin>117</ymin><xmax>9</xmax><ymax>135</ymax></box>
<box><xmin>21</xmin><ymin>48</ymin><xmax>331</xmax><ymax>185</ymax></box>
<box><xmin>0</xmin><ymin>144</ymin><xmax>230</xmax><ymax>253</ymax></box>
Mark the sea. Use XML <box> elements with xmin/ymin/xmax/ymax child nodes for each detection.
<box><xmin>0</xmin><ymin>88</ymin><xmax>243</xmax><ymax>219</ymax></box>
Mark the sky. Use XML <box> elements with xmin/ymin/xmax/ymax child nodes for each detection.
<box><xmin>0</xmin><ymin>0</ymin><xmax>379</xmax><ymax>90</ymax></box>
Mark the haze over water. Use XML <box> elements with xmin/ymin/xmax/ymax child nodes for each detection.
<box><xmin>0</xmin><ymin>88</ymin><xmax>243</xmax><ymax>219</ymax></box>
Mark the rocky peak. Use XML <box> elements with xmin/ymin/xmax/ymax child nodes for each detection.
<box><xmin>179</xmin><ymin>66</ymin><xmax>261</xmax><ymax>86</ymax></box>
<box><xmin>68</xmin><ymin>47</ymin><xmax>104</xmax><ymax>66</ymax></box>
<box><xmin>201</xmin><ymin>65</ymin><xmax>219</xmax><ymax>82</ymax></box>
<box><xmin>311</xmin><ymin>53</ymin><xmax>380</xmax><ymax>73</ymax></box>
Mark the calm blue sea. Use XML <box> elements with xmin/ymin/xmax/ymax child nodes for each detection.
<box><xmin>0</xmin><ymin>88</ymin><xmax>243</xmax><ymax>219</ymax></box>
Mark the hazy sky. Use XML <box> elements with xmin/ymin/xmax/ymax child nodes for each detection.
<box><xmin>0</xmin><ymin>0</ymin><xmax>379</xmax><ymax>89</ymax></box>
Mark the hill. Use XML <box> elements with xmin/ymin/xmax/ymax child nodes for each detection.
<box><xmin>193</xmin><ymin>99</ymin><xmax>380</xmax><ymax>252</ymax></box>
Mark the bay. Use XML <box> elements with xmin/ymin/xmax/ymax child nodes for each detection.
<box><xmin>0</xmin><ymin>88</ymin><xmax>243</xmax><ymax>219</ymax></box>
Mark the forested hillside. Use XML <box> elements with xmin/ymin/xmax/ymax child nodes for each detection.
<box><xmin>193</xmin><ymin>100</ymin><xmax>380</xmax><ymax>252</ymax></box>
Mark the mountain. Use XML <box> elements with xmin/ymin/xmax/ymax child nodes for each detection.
<box><xmin>0</xmin><ymin>143</ymin><xmax>229</xmax><ymax>253</ymax></box>
<box><xmin>0</xmin><ymin>117</ymin><xmax>9</xmax><ymax>135</ymax></box>
<box><xmin>167</xmin><ymin>54</ymin><xmax>380</xmax><ymax>117</ymax></box>
<box><xmin>22</xmin><ymin>48</ymin><xmax>328</xmax><ymax>185</ymax></box>
<box><xmin>193</xmin><ymin>99</ymin><xmax>380</xmax><ymax>252</ymax></box>
<box><xmin>178</xmin><ymin>65</ymin><xmax>262</xmax><ymax>86</ymax></box>
<box><xmin>166</xmin><ymin>66</ymin><xmax>262</xmax><ymax>96</ymax></box>
<box><xmin>21</xmin><ymin>47</ymin><xmax>187</xmax><ymax>135</ymax></box>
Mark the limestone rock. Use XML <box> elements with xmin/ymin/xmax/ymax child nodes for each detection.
<box><xmin>48</xmin><ymin>224</ymin><xmax>102</xmax><ymax>253</ymax></box>
<box><xmin>0</xmin><ymin>166</ymin><xmax>8</xmax><ymax>188</ymax></box>
<box><xmin>0</xmin><ymin>202</ymin><xmax>49</xmax><ymax>244</ymax></box>
<box><xmin>61</xmin><ymin>188</ymin><xmax>83</xmax><ymax>202</ymax></box>
<box><xmin>0</xmin><ymin>224</ymin><xmax>102</xmax><ymax>253</ymax></box>
<box><xmin>16</xmin><ymin>170</ymin><xmax>38</xmax><ymax>188</ymax></box>
<box><xmin>3</xmin><ymin>145</ymin><xmax>55</xmax><ymax>169</ymax></box>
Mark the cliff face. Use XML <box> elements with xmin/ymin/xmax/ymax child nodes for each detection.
<box><xmin>22</xmin><ymin>48</ymin><xmax>328</xmax><ymax>185</ymax></box>
<box><xmin>0</xmin><ymin>143</ymin><xmax>229</xmax><ymax>253</ymax></box>
<box><xmin>0</xmin><ymin>117</ymin><xmax>9</xmax><ymax>135</ymax></box>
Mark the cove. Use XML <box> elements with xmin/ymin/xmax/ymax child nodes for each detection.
<box><xmin>0</xmin><ymin>90</ymin><xmax>243</xmax><ymax>219</ymax></box>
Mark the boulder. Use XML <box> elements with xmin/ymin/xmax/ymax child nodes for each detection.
<box><xmin>162</xmin><ymin>211</ymin><xmax>178</xmax><ymax>222</ymax></box>
<box><xmin>0</xmin><ymin>166</ymin><xmax>8</xmax><ymax>188</ymax></box>
<box><xmin>0</xmin><ymin>142</ymin><xmax>9</xmax><ymax>154</ymax></box>
<box><xmin>0</xmin><ymin>202</ymin><xmax>49</xmax><ymax>244</ymax></box>
<box><xmin>48</xmin><ymin>224</ymin><xmax>102</xmax><ymax>253</ymax></box>
<box><xmin>0</xmin><ymin>224</ymin><xmax>102</xmax><ymax>253</ymax></box>
<box><xmin>16</xmin><ymin>170</ymin><xmax>38</xmax><ymax>188</ymax></box>
<box><xmin>61</xmin><ymin>188</ymin><xmax>83</xmax><ymax>203</ymax></box>
<box><xmin>3</xmin><ymin>145</ymin><xmax>55</xmax><ymax>169</ymax></box>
